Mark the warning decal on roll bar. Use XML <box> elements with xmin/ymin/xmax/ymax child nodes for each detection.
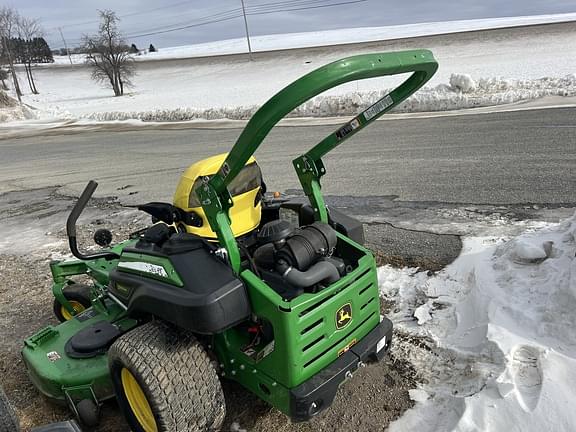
<box><xmin>363</xmin><ymin>94</ymin><xmax>393</xmax><ymax>121</ymax></box>
<box><xmin>335</xmin><ymin>118</ymin><xmax>360</xmax><ymax>140</ymax></box>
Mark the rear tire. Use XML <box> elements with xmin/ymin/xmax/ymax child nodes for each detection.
<box><xmin>109</xmin><ymin>321</ymin><xmax>225</xmax><ymax>432</ymax></box>
<box><xmin>53</xmin><ymin>284</ymin><xmax>92</xmax><ymax>322</ymax></box>
<box><xmin>0</xmin><ymin>386</ymin><xmax>20</xmax><ymax>432</ymax></box>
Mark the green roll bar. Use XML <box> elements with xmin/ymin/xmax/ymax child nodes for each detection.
<box><xmin>198</xmin><ymin>49</ymin><xmax>438</xmax><ymax>272</ymax></box>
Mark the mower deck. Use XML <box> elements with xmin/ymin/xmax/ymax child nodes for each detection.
<box><xmin>22</xmin><ymin>301</ymin><xmax>135</xmax><ymax>406</ymax></box>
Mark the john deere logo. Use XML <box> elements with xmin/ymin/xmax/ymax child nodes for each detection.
<box><xmin>336</xmin><ymin>303</ymin><xmax>352</xmax><ymax>329</ymax></box>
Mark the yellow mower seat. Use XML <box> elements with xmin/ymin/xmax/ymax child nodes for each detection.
<box><xmin>173</xmin><ymin>153</ymin><xmax>263</xmax><ymax>239</ymax></box>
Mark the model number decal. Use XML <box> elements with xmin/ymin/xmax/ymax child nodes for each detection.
<box><xmin>338</xmin><ymin>338</ymin><xmax>357</xmax><ymax>357</ymax></box>
<box><xmin>47</xmin><ymin>351</ymin><xmax>61</xmax><ymax>362</ymax></box>
<box><xmin>363</xmin><ymin>94</ymin><xmax>393</xmax><ymax>121</ymax></box>
<box><xmin>335</xmin><ymin>118</ymin><xmax>361</xmax><ymax>140</ymax></box>
<box><xmin>118</xmin><ymin>262</ymin><xmax>168</xmax><ymax>278</ymax></box>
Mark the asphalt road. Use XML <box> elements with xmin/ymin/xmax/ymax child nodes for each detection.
<box><xmin>1</xmin><ymin>107</ymin><xmax>574</xmax><ymax>206</ymax></box>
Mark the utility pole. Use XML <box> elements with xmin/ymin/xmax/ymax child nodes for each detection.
<box><xmin>240</xmin><ymin>0</ymin><xmax>253</xmax><ymax>61</ymax></box>
<box><xmin>1</xmin><ymin>36</ymin><xmax>21</xmax><ymax>102</ymax></box>
<box><xmin>58</xmin><ymin>27</ymin><xmax>73</xmax><ymax>65</ymax></box>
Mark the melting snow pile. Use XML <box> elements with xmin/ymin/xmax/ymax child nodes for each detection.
<box><xmin>292</xmin><ymin>74</ymin><xmax>576</xmax><ymax>118</ymax></box>
<box><xmin>0</xmin><ymin>91</ymin><xmax>36</xmax><ymax>123</ymax></box>
<box><xmin>380</xmin><ymin>212</ymin><xmax>576</xmax><ymax>431</ymax></box>
<box><xmin>449</xmin><ymin>74</ymin><xmax>477</xmax><ymax>93</ymax></box>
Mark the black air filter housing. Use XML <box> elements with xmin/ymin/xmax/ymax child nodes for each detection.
<box><xmin>276</xmin><ymin>222</ymin><xmax>337</xmax><ymax>271</ymax></box>
<box><xmin>257</xmin><ymin>219</ymin><xmax>295</xmax><ymax>244</ymax></box>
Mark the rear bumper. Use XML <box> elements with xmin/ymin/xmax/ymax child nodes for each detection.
<box><xmin>288</xmin><ymin>316</ymin><xmax>393</xmax><ymax>421</ymax></box>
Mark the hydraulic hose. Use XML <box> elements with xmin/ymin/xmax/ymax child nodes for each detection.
<box><xmin>277</xmin><ymin>260</ymin><xmax>340</xmax><ymax>288</ymax></box>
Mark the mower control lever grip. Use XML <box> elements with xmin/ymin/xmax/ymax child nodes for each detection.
<box><xmin>67</xmin><ymin>180</ymin><xmax>97</xmax><ymax>238</ymax></box>
<box><xmin>67</xmin><ymin>180</ymin><xmax>120</xmax><ymax>261</ymax></box>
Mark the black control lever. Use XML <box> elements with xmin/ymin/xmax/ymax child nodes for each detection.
<box><xmin>134</xmin><ymin>202</ymin><xmax>203</xmax><ymax>228</ymax></box>
<box><xmin>66</xmin><ymin>181</ymin><xmax>120</xmax><ymax>261</ymax></box>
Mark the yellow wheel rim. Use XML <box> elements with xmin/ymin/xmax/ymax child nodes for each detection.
<box><xmin>121</xmin><ymin>368</ymin><xmax>158</xmax><ymax>432</ymax></box>
<box><xmin>60</xmin><ymin>300</ymin><xmax>85</xmax><ymax>321</ymax></box>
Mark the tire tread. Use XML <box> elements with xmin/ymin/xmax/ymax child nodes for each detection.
<box><xmin>109</xmin><ymin>321</ymin><xmax>225</xmax><ymax>431</ymax></box>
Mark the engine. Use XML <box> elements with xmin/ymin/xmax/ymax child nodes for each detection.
<box><xmin>252</xmin><ymin>220</ymin><xmax>345</xmax><ymax>297</ymax></box>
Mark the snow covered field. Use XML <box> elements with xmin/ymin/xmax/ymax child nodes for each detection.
<box><xmin>380</xmin><ymin>213</ymin><xmax>576</xmax><ymax>431</ymax></box>
<box><xmin>51</xmin><ymin>12</ymin><xmax>576</xmax><ymax>64</ymax></box>
<box><xmin>4</xmin><ymin>14</ymin><xmax>575</xmax><ymax>123</ymax></box>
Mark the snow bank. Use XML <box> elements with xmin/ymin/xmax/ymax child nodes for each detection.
<box><xmin>449</xmin><ymin>74</ymin><xmax>476</xmax><ymax>93</ymax></box>
<box><xmin>0</xmin><ymin>91</ymin><xmax>36</xmax><ymax>123</ymax></box>
<box><xmin>0</xmin><ymin>91</ymin><xmax>17</xmax><ymax>108</ymax></box>
<box><xmin>84</xmin><ymin>74</ymin><xmax>576</xmax><ymax>122</ymax></box>
<box><xmin>380</xmin><ymin>213</ymin><xmax>576</xmax><ymax>431</ymax></box>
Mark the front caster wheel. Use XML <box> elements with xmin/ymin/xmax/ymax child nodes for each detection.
<box><xmin>75</xmin><ymin>399</ymin><xmax>99</xmax><ymax>427</ymax></box>
<box><xmin>109</xmin><ymin>321</ymin><xmax>225</xmax><ymax>432</ymax></box>
<box><xmin>53</xmin><ymin>284</ymin><xmax>91</xmax><ymax>322</ymax></box>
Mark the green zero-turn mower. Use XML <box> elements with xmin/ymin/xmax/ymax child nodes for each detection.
<box><xmin>22</xmin><ymin>50</ymin><xmax>437</xmax><ymax>431</ymax></box>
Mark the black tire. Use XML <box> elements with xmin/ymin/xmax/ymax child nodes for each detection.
<box><xmin>75</xmin><ymin>399</ymin><xmax>99</xmax><ymax>427</ymax></box>
<box><xmin>53</xmin><ymin>284</ymin><xmax>92</xmax><ymax>322</ymax></box>
<box><xmin>0</xmin><ymin>386</ymin><xmax>20</xmax><ymax>432</ymax></box>
<box><xmin>109</xmin><ymin>321</ymin><xmax>225</xmax><ymax>432</ymax></box>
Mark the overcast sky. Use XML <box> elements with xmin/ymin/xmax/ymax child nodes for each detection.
<box><xmin>12</xmin><ymin>0</ymin><xmax>576</xmax><ymax>49</ymax></box>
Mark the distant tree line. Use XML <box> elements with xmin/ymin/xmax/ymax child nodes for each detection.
<box><xmin>7</xmin><ymin>37</ymin><xmax>53</xmax><ymax>94</ymax></box>
<box><xmin>128</xmin><ymin>43</ymin><xmax>157</xmax><ymax>54</ymax></box>
<box><xmin>52</xmin><ymin>46</ymin><xmax>86</xmax><ymax>56</ymax></box>
<box><xmin>52</xmin><ymin>43</ymin><xmax>156</xmax><ymax>57</ymax></box>
<box><xmin>1</xmin><ymin>6</ymin><xmax>50</xmax><ymax>97</ymax></box>
<box><xmin>7</xmin><ymin>37</ymin><xmax>53</xmax><ymax>64</ymax></box>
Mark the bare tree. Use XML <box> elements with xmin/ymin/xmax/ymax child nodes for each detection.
<box><xmin>83</xmin><ymin>10</ymin><xmax>134</xmax><ymax>97</ymax></box>
<box><xmin>0</xmin><ymin>6</ymin><xmax>22</xmax><ymax>101</ymax></box>
<box><xmin>16</xmin><ymin>16</ymin><xmax>42</xmax><ymax>94</ymax></box>
<box><xmin>0</xmin><ymin>69</ymin><xmax>8</xmax><ymax>90</ymax></box>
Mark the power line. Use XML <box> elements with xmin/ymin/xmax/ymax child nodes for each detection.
<box><xmin>124</xmin><ymin>7</ymin><xmax>244</xmax><ymax>36</ymax></box>
<box><xmin>56</xmin><ymin>0</ymin><xmax>195</xmax><ymax>30</ymax></box>
<box><xmin>126</xmin><ymin>0</ymin><xmax>367</xmax><ymax>39</ymax></box>
<box><xmin>251</xmin><ymin>0</ymin><xmax>367</xmax><ymax>16</ymax></box>
<box><xmin>123</xmin><ymin>0</ymin><xmax>333</xmax><ymax>38</ymax></box>
<box><xmin>49</xmin><ymin>0</ymin><xmax>368</xmax><ymax>46</ymax></box>
<box><xmin>248</xmin><ymin>0</ymin><xmax>345</xmax><ymax>12</ymax></box>
<box><xmin>116</xmin><ymin>0</ymin><xmax>194</xmax><ymax>20</ymax></box>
